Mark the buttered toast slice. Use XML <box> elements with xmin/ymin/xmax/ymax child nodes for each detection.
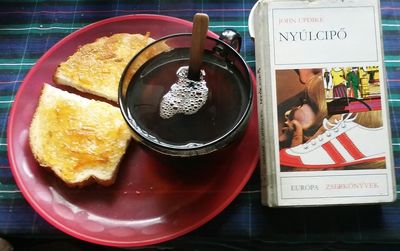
<box><xmin>54</xmin><ymin>33</ymin><xmax>161</xmax><ymax>103</ymax></box>
<box><xmin>29</xmin><ymin>84</ymin><xmax>132</xmax><ymax>187</ymax></box>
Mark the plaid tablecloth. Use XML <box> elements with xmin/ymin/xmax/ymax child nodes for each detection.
<box><xmin>1</xmin><ymin>0</ymin><xmax>400</xmax><ymax>249</ymax></box>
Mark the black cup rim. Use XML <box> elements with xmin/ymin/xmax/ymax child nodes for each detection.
<box><xmin>118</xmin><ymin>33</ymin><xmax>253</xmax><ymax>157</ymax></box>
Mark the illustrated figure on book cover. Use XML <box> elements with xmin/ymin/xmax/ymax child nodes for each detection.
<box><xmin>277</xmin><ymin>68</ymin><xmax>384</xmax><ymax>171</ymax></box>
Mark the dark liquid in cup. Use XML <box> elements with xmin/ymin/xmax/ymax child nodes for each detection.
<box><xmin>125</xmin><ymin>48</ymin><xmax>250</xmax><ymax>149</ymax></box>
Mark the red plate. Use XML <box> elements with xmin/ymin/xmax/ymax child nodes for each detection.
<box><xmin>7</xmin><ymin>14</ymin><xmax>259</xmax><ymax>247</ymax></box>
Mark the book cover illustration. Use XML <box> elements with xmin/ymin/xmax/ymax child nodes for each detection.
<box><xmin>253</xmin><ymin>0</ymin><xmax>396</xmax><ymax>206</ymax></box>
<box><xmin>278</xmin><ymin>67</ymin><xmax>385</xmax><ymax>171</ymax></box>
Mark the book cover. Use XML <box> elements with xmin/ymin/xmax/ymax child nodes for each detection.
<box><xmin>253</xmin><ymin>0</ymin><xmax>396</xmax><ymax>206</ymax></box>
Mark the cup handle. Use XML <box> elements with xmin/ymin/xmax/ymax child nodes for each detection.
<box><xmin>219</xmin><ymin>29</ymin><xmax>242</xmax><ymax>52</ymax></box>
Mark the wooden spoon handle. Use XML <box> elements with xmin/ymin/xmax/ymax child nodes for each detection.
<box><xmin>188</xmin><ymin>13</ymin><xmax>209</xmax><ymax>81</ymax></box>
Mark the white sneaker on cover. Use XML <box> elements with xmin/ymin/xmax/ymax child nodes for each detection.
<box><xmin>279</xmin><ymin>113</ymin><xmax>386</xmax><ymax>168</ymax></box>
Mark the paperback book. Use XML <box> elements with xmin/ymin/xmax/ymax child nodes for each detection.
<box><xmin>253</xmin><ymin>0</ymin><xmax>396</xmax><ymax>206</ymax></box>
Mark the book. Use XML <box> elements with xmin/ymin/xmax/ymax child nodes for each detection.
<box><xmin>252</xmin><ymin>0</ymin><xmax>396</xmax><ymax>207</ymax></box>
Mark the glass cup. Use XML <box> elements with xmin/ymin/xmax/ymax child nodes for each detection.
<box><xmin>119</xmin><ymin>32</ymin><xmax>253</xmax><ymax>157</ymax></box>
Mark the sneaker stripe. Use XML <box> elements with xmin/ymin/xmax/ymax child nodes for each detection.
<box><xmin>330</xmin><ymin>138</ymin><xmax>355</xmax><ymax>162</ymax></box>
<box><xmin>322</xmin><ymin>141</ymin><xmax>346</xmax><ymax>163</ymax></box>
<box><xmin>336</xmin><ymin>133</ymin><xmax>365</xmax><ymax>160</ymax></box>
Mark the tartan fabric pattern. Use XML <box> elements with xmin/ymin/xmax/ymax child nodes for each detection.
<box><xmin>0</xmin><ymin>0</ymin><xmax>400</xmax><ymax>246</ymax></box>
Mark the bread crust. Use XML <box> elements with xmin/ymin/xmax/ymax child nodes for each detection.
<box><xmin>29</xmin><ymin>84</ymin><xmax>132</xmax><ymax>187</ymax></box>
<box><xmin>53</xmin><ymin>33</ymin><xmax>157</xmax><ymax>103</ymax></box>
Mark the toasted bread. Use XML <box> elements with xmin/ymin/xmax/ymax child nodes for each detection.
<box><xmin>29</xmin><ymin>84</ymin><xmax>132</xmax><ymax>187</ymax></box>
<box><xmin>53</xmin><ymin>33</ymin><xmax>168</xmax><ymax>103</ymax></box>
